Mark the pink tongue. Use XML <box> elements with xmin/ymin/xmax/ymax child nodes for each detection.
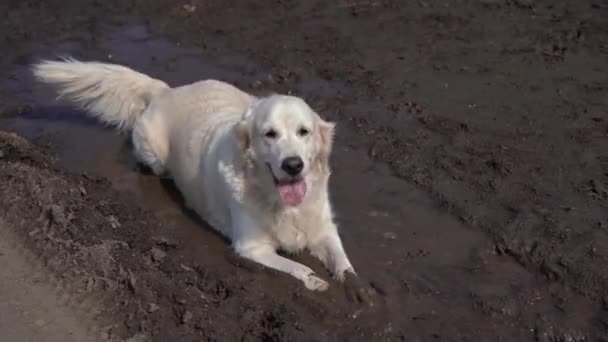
<box><xmin>277</xmin><ymin>180</ymin><xmax>307</xmax><ymax>206</ymax></box>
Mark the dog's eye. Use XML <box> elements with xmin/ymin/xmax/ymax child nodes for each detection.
<box><xmin>297</xmin><ymin>128</ymin><xmax>310</xmax><ymax>137</ymax></box>
<box><xmin>264</xmin><ymin>129</ymin><xmax>278</xmax><ymax>139</ymax></box>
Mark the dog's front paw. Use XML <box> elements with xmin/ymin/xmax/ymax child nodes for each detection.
<box><xmin>304</xmin><ymin>274</ymin><xmax>329</xmax><ymax>291</ymax></box>
<box><xmin>334</xmin><ymin>266</ymin><xmax>356</xmax><ymax>282</ymax></box>
<box><xmin>342</xmin><ymin>271</ymin><xmax>375</xmax><ymax>306</ymax></box>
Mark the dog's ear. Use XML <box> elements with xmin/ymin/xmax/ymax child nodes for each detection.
<box><xmin>317</xmin><ymin>119</ymin><xmax>336</xmax><ymax>158</ymax></box>
<box><xmin>235</xmin><ymin>119</ymin><xmax>251</xmax><ymax>151</ymax></box>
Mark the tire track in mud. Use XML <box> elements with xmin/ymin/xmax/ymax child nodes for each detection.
<box><xmin>0</xmin><ymin>220</ymin><xmax>112</xmax><ymax>342</ymax></box>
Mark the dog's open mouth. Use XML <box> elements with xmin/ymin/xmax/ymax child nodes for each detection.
<box><xmin>267</xmin><ymin>164</ymin><xmax>307</xmax><ymax>206</ymax></box>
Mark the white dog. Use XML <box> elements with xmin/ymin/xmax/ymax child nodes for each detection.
<box><xmin>32</xmin><ymin>59</ymin><xmax>357</xmax><ymax>291</ymax></box>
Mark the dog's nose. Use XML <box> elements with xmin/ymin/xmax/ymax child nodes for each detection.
<box><xmin>281</xmin><ymin>156</ymin><xmax>304</xmax><ymax>176</ymax></box>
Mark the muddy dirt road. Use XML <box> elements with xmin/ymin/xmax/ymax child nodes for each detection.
<box><xmin>0</xmin><ymin>0</ymin><xmax>607</xmax><ymax>341</ymax></box>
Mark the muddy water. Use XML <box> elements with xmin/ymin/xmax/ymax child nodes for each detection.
<box><xmin>0</xmin><ymin>24</ymin><xmax>594</xmax><ymax>339</ymax></box>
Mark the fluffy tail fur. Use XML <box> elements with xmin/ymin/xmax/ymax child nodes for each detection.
<box><xmin>32</xmin><ymin>58</ymin><xmax>169</xmax><ymax>130</ymax></box>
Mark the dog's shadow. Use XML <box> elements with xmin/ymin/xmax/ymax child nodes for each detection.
<box><xmin>123</xmin><ymin>139</ymin><xmax>228</xmax><ymax>242</ymax></box>
<box><xmin>161</xmin><ymin>176</ymin><xmax>231</xmax><ymax>245</ymax></box>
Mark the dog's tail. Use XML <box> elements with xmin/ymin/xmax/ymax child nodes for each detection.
<box><xmin>32</xmin><ymin>58</ymin><xmax>170</xmax><ymax>131</ymax></box>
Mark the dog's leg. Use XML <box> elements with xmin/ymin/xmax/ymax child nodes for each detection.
<box><xmin>132</xmin><ymin>114</ymin><xmax>168</xmax><ymax>176</ymax></box>
<box><xmin>230</xmin><ymin>206</ymin><xmax>329</xmax><ymax>291</ymax></box>
<box><xmin>309</xmin><ymin>227</ymin><xmax>355</xmax><ymax>281</ymax></box>
<box><xmin>236</xmin><ymin>245</ymin><xmax>329</xmax><ymax>291</ymax></box>
<box><xmin>310</xmin><ymin>226</ymin><xmax>374</xmax><ymax>304</ymax></box>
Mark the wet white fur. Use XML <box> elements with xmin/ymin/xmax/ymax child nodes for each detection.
<box><xmin>32</xmin><ymin>59</ymin><xmax>355</xmax><ymax>291</ymax></box>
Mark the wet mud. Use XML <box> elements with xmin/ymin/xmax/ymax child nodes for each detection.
<box><xmin>0</xmin><ymin>1</ymin><xmax>607</xmax><ymax>341</ymax></box>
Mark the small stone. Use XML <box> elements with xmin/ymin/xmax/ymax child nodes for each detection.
<box><xmin>153</xmin><ymin>236</ymin><xmax>178</xmax><ymax>248</ymax></box>
<box><xmin>350</xmin><ymin>309</ymin><xmax>362</xmax><ymax>319</ymax></box>
<box><xmin>180</xmin><ymin>264</ymin><xmax>194</xmax><ymax>272</ymax></box>
<box><xmin>48</xmin><ymin>205</ymin><xmax>67</xmax><ymax>226</ymax></box>
<box><xmin>108</xmin><ymin>215</ymin><xmax>121</xmax><ymax>229</ymax></box>
<box><xmin>127</xmin><ymin>272</ymin><xmax>137</xmax><ymax>292</ymax></box>
<box><xmin>150</xmin><ymin>248</ymin><xmax>167</xmax><ymax>262</ymax></box>
<box><xmin>368</xmin><ymin>210</ymin><xmax>388</xmax><ymax>217</ymax></box>
<box><xmin>383</xmin><ymin>232</ymin><xmax>397</xmax><ymax>240</ymax></box>
<box><xmin>147</xmin><ymin>303</ymin><xmax>160</xmax><ymax>313</ymax></box>
<box><xmin>183</xmin><ymin>4</ymin><xmax>196</xmax><ymax>13</ymax></box>
<box><xmin>368</xmin><ymin>144</ymin><xmax>378</xmax><ymax>158</ymax></box>
<box><xmin>181</xmin><ymin>311</ymin><xmax>193</xmax><ymax>324</ymax></box>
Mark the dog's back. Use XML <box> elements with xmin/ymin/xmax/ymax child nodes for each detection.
<box><xmin>148</xmin><ymin>80</ymin><xmax>256</xmax><ymax>234</ymax></box>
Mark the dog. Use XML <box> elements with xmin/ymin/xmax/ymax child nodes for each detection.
<box><xmin>32</xmin><ymin>59</ymin><xmax>358</xmax><ymax>292</ymax></box>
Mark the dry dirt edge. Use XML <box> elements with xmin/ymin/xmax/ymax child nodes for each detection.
<box><xmin>0</xmin><ymin>132</ymin><xmax>133</xmax><ymax>341</ymax></box>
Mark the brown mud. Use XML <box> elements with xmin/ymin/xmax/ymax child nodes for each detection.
<box><xmin>0</xmin><ymin>1</ymin><xmax>607</xmax><ymax>341</ymax></box>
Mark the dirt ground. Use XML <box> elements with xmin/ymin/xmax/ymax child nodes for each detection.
<box><xmin>0</xmin><ymin>0</ymin><xmax>607</xmax><ymax>341</ymax></box>
<box><xmin>0</xmin><ymin>224</ymin><xmax>98</xmax><ymax>342</ymax></box>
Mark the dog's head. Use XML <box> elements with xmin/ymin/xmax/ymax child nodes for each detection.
<box><xmin>235</xmin><ymin>95</ymin><xmax>335</xmax><ymax>207</ymax></box>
